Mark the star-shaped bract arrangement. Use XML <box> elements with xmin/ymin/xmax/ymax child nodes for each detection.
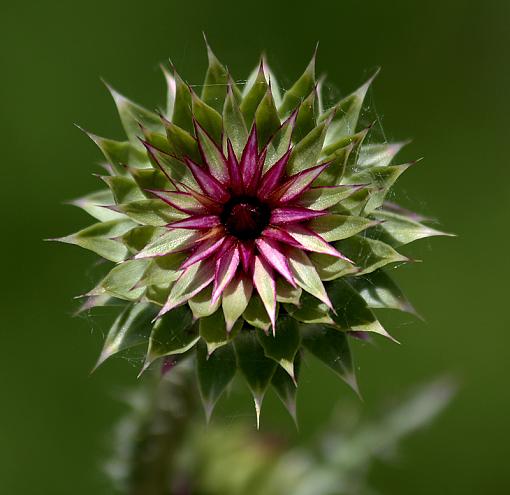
<box><xmin>147</xmin><ymin>121</ymin><xmax>351</xmax><ymax>330</ymax></box>
<box><xmin>57</xmin><ymin>42</ymin><xmax>450</xmax><ymax>425</ymax></box>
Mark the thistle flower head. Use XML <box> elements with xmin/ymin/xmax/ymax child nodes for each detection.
<box><xmin>56</xmin><ymin>41</ymin><xmax>450</xmax><ymax>425</ymax></box>
<box><xmin>149</xmin><ymin>121</ymin><xmax>350</xmax><ymax>330</ymax></box>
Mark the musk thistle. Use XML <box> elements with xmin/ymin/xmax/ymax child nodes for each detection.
<box><xmin>56</xmin><ymin>42</ymin><xmax>449</xmax><ymax>424</ymax></box>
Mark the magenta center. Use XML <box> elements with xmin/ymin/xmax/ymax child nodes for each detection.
<box><xmin>221</xmin><ymin>196</ymin><xmax>271</xmax><ymax>240</ymax></box>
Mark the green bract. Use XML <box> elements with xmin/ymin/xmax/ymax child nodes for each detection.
<box><xmin>57</xmin><ymin>42</ymin><xmax>450</xmax><ymax>425</ymax></box>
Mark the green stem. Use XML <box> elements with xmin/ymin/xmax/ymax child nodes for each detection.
<box><xmin>110</xmin><ymin>359</ymin><xmax>198</xmax><ymax>495</ymax></box>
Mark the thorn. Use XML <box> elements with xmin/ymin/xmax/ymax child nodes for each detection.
<box><xmin>382</xmin><ymin>328</ymin><xmax>401</xmax><ymax>345</ymax></box>
<box><xmin>90</xmin><ymin>352</ymin><xmax>108</xmax><ymax>374</ymax></box>
<box><xmin>73</xmin><ymin>122</ymin><xmax>87</xmax><ymax>134</ymax></box>
<box><xmin>101</xmin><ymin>79</ymin><xmax>126</xmax><ymax>107</ymax></box>
<box><xmin>204</xmin><ymin>400</ymin><xmax>214</xmax><ymax>424</ymax></box>
<box><xmin>409</xmin><ymin>156</ymin><xmax>424</xmax><ymax>166</ymax></box>
<box><xmin>406</xmin><ymin>256</ymin><xmax>422</xmax><ymax>264</ymax></box>
<box><xmin>137</xmin><ymin>359</ymin><xmax>152</xmax><ymax>378</ymax></box>
<box><xmin>283</xmin><ymin>361</ymin><xmax>297</xmax><ymax>386</ymax></box>
<box><xmin>202</xmin><ymin>30</ymin><xmax>209</xmax><ymax>47</ymax></box>
<box><xmin>257</xmin><ymin>57</ymin><xmax>266</xmax><ymax>78</ymax></box>
<box><xmin>159</xmin><ymin>62</ymin><xmax>171</xmax><ymax>77</ymax></box>
<box><xmin>254</xmin><ymin>394</ymin><xmax>263</xmax><ymax>429</ymax></box>
<box><xmin>310</xmin><ymin>41</ymin><xmax>319</xmax><ymax>71</ymax></box>
<box><xmin>155</xmin><ymin>108</ymin><xmax>171</xmax><ymax>125</ymax></box>
<box><xmin>344</xmin><ymin>372</ymin><xmax>362</xmax><ymax>401</ymax></box>
<box><xmin>362</xmin><ymin>67</ymin><xmax>381</xmax><ymax>90</ymax></box>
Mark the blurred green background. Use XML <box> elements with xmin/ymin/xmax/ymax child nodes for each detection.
<box><xmin>1</xmin><ymin>0</ymin><xmax>509</xmax><ymax>493</ymax></box>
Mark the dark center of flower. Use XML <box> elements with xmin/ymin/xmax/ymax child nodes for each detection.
<box><xmin>220</xmin><ymin>196</ymin><xmax>271</xmax><ymax>240</ymax></box>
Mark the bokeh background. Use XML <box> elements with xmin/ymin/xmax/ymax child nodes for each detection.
<box><xmin>1</xmin><ymin>0</ymin><xmax>509</xmax><ymax>493</ymax></box>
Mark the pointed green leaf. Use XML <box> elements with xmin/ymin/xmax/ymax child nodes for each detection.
<box><xmin>345</xmin><ymin>163</ymin><xmax>413</xmax><ymax>213</ymax></box>
<box><xmin>201</xmin><ymin>41</ymin><xmax>229</xmax><ymax>112</ymax></box>
<box><xmin>315</xmin><ymin>142</ymin><xmax>353</xmax><ymax>186</ymax></box>
<box><xmin>191</xmin><ymin>91</ymin><xmax>223</xmax><ymax>144</ymax></box>
<box><xmin>144</xmin><ymin>284</ymin><xmax>172</xmax><ymax>307</ymax></box>
<box><xmin>228</xmin><ymin>73</ymin><xmax>243</xmax><ymax>103</ymax></box>
<box><xmin>54</xmin><ymin>219</ymin><xmax>135</xmax><ymax>262</ymax></box>
<box><xmin>141</xmin><ymin>129</ymin><xmax>173</xmax><ymax>156</ymax></box>
<box><xmin>287</xmin><ymin>247</ymin><xmax>331</xmax><ymax>308</ymax></box>
<box><xmin>135</xmin><ymin>229</ymin><xmax>197</xmax><ymax>259</ymax></box>
<box><xmin>240</xmin><ymin>64</ymin><xmax>268</xmax><ymax>126</ymax></box>
<box><xmin>160</xmin><ymin>259</ymin><xmax>215</xmax><ymax>314</ymax></box>
<box><xmin>322</xmin><ymin>71</ymin><xmax>378</xmax><ymax>146</ymax></box>
<box><xmin>301</xmin><ymin>324</ymin><xmax>358</xmax><ymax>392</ymax></box>
<box><xmin>279</xmin><ymin>52</ymin><xmax>316</xmax><ymax>117</ymax></box>
<box><xmin>243</xmin><ymin>295</ymin><xmax>272</xmax><ymax>332</ymax></box>
<box><xmin>275</xmin><ymin>279</ymin><xmax>302</xmax><ymax>305</ymax></box>
<box><xmin>348</xmin><ymin>271</ymin><xmax>418</xmax><ymax>315</ymax></box>
<box><xmin>334</xmin><ymin>235</ymin><xmax>409</xmax><ymax>275</ymax></box>
<box><xmin>75</xmin><ymin>294</ymin><xmax>116</xmax><ymax>315</ymax></box>
<box><xmin>222</xmin><ymin>274</ymin><xmax>253</xmax><ymax>332</ymax></box>
<box><xmin>253</xmin><ymin>256</ymin><xmax>277</xmax><ymax>330</ymax></box>
<box><xmin>369</xmin><ymin>210</ymin><xmax>453</xmax><ymax>246</ymax></box>
<box><xmin>105</xmin><ymin>83</ymin><xmax>163</xmax><ymax>144</ymax></box>
<box><xmin>199</xmin><ymin>309</ymin><xmax>227</xmax><ymax>355</ymax></box>
<box><xmin>328</xmin><ymin>278</ymin><xmax>394</xmax><ymax>339</ymax></box>
<box><xmin>145</xmin><ymin>144</ymin><xmax>198</xmax><ymax>188</ymax></box>
<box><xmin>321</xmin><ymin>126</ymin><xmax>370</xmax><ymax>184</ymax></box>
<box><xmin>195</xmin><ymin>122</ymin><xmax>229</xmax><ymax>183</ymax></box>
<box><xmin>358</xmin><ymin>141</ymin><xmax>408</xmax><ymax>168</ymax></box>
<box><xmin>271</xmin><ymin>353</ymin><xmax>301</xmax><ymax>422</ymax></box>
<box><xmin>69</xmin><ymin>189</ymin><xmax>125</xmax><ymax>222</ymax></box>
<box><xmin>309</xmin><ymin>214</ymin><xmax>378</xmax><ymax>242</ymax></box>
<box><xmin>381</xmin><ymin>201</ymin><xmax>433</xmax><ymax>223</ymax></box>
<box><xmin>114</xmin><ymin>199</ymin><xmax>186</xmax><ymax>226</ymax></box>
<box><xmin>90</xmin><ymin>259</ymin><xmax>149</xmax><ymax>300</ymax></box>
<box><xmin>264</xmin><ymin>111</ymin><xmax>296</xmax><ymax>171</ymax></box>
<box><xmin>285</xmin><ymin>291</ymin><xmax>334</xmax><ymax>324</ymax></box>
<box><xmin>83</xmin><ymin>132</ymin><xmax>147</xmax><ymax>173</ymax></box>
<box><xmin>322</xmin><ymin>124</ymin><xmax>369</xmax><ymax>160</ymax></box>
<box><xmin>255</xmin><ymin>86</ymin><xmax>281</xmax><ymax>148</ymax></box>
<box><xmin>257</xmin><ymin>317</ymin><xmax>301</xmax><ymax>379</ymax></box>
<box><xmin>128</xmin><ymin>167</ymin><xmax>171</xmax><ymax>197</ymax></box>
<box><xmin>299</xmin><ymin>185</ymin><xmax>364</xmax><ymax>211</ymax></box>
<box><xmin>309</xmin><ymin>252</ymin><xmax>359</xmax><ymax>281</ymax></box>
<box><xmin>292</xmin><ymin>89</ymin><xmax>317</xmax><ymax>143</ymax></box>
<box><xmin>163</xmin><ymin>119</ymin><xmax>201</xmax><ymax>162</ymax></box>
<box><xmin>316</xmin><ymin>75</ymin><xmax>326</xmax><ymax>115</ymax></box>
<box><xmin>160</xmin><ymin>64</ymin><xmax>176</xmax><ymax>118</ymax></box>
<box><xmin>332</xmin><ymin>187</ymin><xmax>372</xmax><ymax>216</ymax></box>
<box><xmin>139</xmin><ymin>253</ymin><xmax>185</xmax><ymax>286</ymax></box>
<box><xmin>101</xmin><ymin>175</ymin><xmax>145</xmax><ymax>204</ymax></box>
<box><xmin>190</xmin><ymin>286</ymin><xmax>221</xmax><ymax>319</ymax></box>
<box><xmin>199</xmin><ymin>309</ymin><xmax>242</xmax><ymax>356</ymax></box>
<box><xmin>242</xmin><ymin>59</ymin><xmax>265</xmax><ymax>96</ymax></box>
<box><xmin>286</xmin><ymin>116</ymin><xmax>332</xmax><ymax>175</ymax></box>
<box><xmin>263</xmin><ymin>57</ymin><xmax>283</xmax><ymax>107</ymax></box>
<box><xmin>95</xmin><ymin>302</ymin><xmax>156</xmax><ymax>369</ymax></box>
<box><xmin>144</xmin><ymin>305</ymin><xmax>196</xmax><ymax>368</ymax></box>
<box><xmin>196</xmin><ymin>340</ymin><xmax>236</xmax><ymax>421</ymax></box>
<box><xmin>234</xmin><ymin>329</ymin><xmax>278</xmax><ymax>427</ymax></box>
<box><xmin>223</xmin><ymin>81</ymin><xmax>248</xmax><ymax>158</ymax></box>
<box><xmin>171</xmin><ymin>70</ymin><xmax>193</xmax><ymax>133</ymax></box>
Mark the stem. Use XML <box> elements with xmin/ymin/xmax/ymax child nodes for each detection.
<box><xmin>109</xmin><ymin>359</ymin><xmax>198</xmax><ymax>495</ymax></box>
